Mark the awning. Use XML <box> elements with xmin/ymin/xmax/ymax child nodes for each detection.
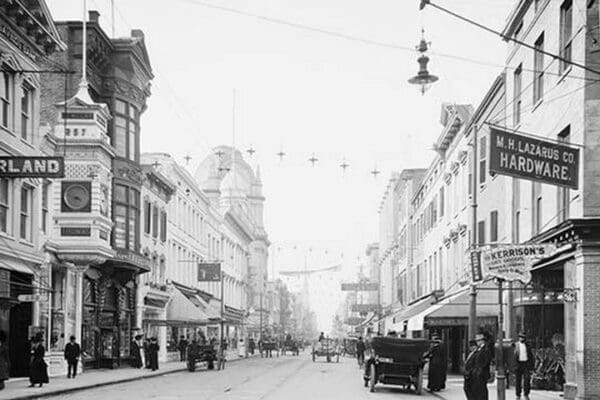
<box><xmin>167</xmin><ymin>285</ymin><xmax>211</xmax><ymax>324</ymax></box>
<box><xmin>404</xmin><ymin>283</ymin><xmax>499</xmax><ymax>331</ymax></box>
<box><xmin>223</xmin><ymin>305</ymin><xmax>245</xmax><ymax>324</ymax></box>
<box><xmin>0</xmin><ymin>259</ymin><xmax>34</xmax><ymax>275</ymax></box>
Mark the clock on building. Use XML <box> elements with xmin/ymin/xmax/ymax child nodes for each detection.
<box><xmin>61</xmin><ymin>181</ymin><xmax>92</xmax><ymax>212</ymax></box>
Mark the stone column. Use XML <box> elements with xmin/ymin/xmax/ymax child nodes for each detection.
<box><xmin>571</xmin><ymin>246</ymin><xmax>600</xmax><ymax>400</ymax></box>
<box><xmin>72</xmin><ymin>265</ymin><xmax>88</xmax><ymax>345</ymax></box>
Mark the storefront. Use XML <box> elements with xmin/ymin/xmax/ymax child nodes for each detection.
<box><xmin>138</xmin><ymin>283</ymin><xmax>170</xmax><ymax>361</ymax></box>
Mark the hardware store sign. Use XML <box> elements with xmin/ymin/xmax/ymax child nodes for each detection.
<box><xmin>489</xmin><ymin>127</ymin><xmax>579</xmax><ymax>189</ymax></box>
<box><xmin>481</xmin><ymin>245</ymin><xmax>554</xmax><ymax>283</ymax></box>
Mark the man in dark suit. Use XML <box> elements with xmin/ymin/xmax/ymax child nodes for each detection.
<box><xmin>463</xmin><ymin>340</ymin><xmax>478</xmax><ymax>400</ymax></box>
<box><xmin>178</xmin><ymin>336</ymin><xmax>188</xmax><ymax>362</ymax></box>
<box><xmin>514</xmin><ymin>332</ymin><xmax>535</xmax><ymax>400</ymax></box>
<box><xmin>472</xmin><ymin>333</ymin><xmax>492</xmax><ymax>400</ymax></box>
<box><xmin>64</xmin><ymin>336</ymin><xmax>80</xmax><ymax>378</ymax></box>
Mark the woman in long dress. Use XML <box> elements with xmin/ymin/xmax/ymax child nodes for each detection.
<box><xmin>425</xmin><ymin>335</ymin><xmax>447</xmax><ymax>392</ymax></box>
<box><xmin>131</xmin><ymin>335</ymin><xmax>143</xmax><ymax>368</ymax></box>
<box><xmin>29</xmin><ymin>334</ymin><xmax>49</xmax><ymax>388</ymax></box>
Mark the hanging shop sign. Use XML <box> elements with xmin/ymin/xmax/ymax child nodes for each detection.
<box><xmin>344</xmin><ymin>317</ymin><xmax>364</xmax><ymax>325</ymax></box>
<box><xmin>0</xmin><ymin>156</ymin><xmax>64</xmax><ymax>178</ymax></box>
<box><xmin>18</xmin><ymin>294</ymin><xmax>41</xmax><ymax>302</ymax></box>
<box><xmin>351</xmin><ymin>304</ymin><xmax>381</xmax><ymax>313</ymax></box>
<box><xmin>470</xmin><ymin>250</ymin><xmax>483</xmax><ymax>283</ymax></box>
<box><xmin>197</xmin><ymin>263</ymin><xmax>221</xmax><ymax>282</ymax></box>
<box><xmin>481</xmin><ymin>244</ymin><xmax>555</xmax><ymax>283</ymax></box>
<box><xmin>488</xmin><ymin>127</ymin><xmax>579</xmax><ymax>189</ymax></box>
<box><xmin>341</xmin><ymin>282</ymin><xmax>379</xmax><ymax>291</ymax></box>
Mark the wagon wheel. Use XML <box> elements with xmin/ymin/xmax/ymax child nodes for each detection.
<box><xmin>414</xmin><ymin>367</ymin><xmax>423</xmax><ymax>395</ymax></box>
<box><xmin>369</xmin><ymin>363</ymin><xmax>376</xmax><ymax>393</ymax></box>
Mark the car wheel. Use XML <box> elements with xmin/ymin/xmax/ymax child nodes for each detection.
<box><xmin>369</xmin><ymin>364</ymin><xmax>376</xmax><ymax>393</ymax></box>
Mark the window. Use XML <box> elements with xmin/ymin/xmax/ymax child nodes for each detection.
<box><xmin>439</xmin><ymin>187</ymin><xmax>444</xmax><ymax>218</ymax></box>
<box><xmin>532</xmin><ymin>182</ymin><xmax>542</xmax><ymax>234</ymax></box>
<box><xmin>490</xmin><ymin>210</ymin><xmax>499</xmax><ymax>243</ymax></box>
<box><xmin>1</xmin><ymin>70</ymin><xmax>11</xmax><ymax>128</ymax></box>
<box><xmin>113</xmin><ymin>184</ymin><xmax>139</xmax><ymax>251</ymax></box>
<box><xmin>20</xmin><ymin>83</ymin><xmax>32</xmax><ymax>140</ymax></box>
<box><xmin>513</xmin><ymin>64</ymin><xmax>522</xmax><ymax>126</ymax></box>
<box><xmin>41</xmin><ymin>181</ymin><xmax>49</xmax><ymax>234</ymax></box>
<box><xmin>557</xmin><ymin>126</ymin><xmax>571</xmax><ymax>222</ymax></box>
<box><xmin>113</xmin><ymin>100</ymin><xmax>138</xmax><ymax>161</ymax></box>
<box><xmin>515</xmin><ymin>211</ymin><xmax>521</xmax><ymax>243</ymax></box>
<box><xmin>152</xmin><ymin>205</ymin><xmax>159</xmax><ymax>238</ymax></box>
<box><xmin>144</xmin><ymin>200</ymin><xmax>151</xmax><ymax>235</ymax></box>
<box><xmin>479</xmin><ymin>135</ymin><xmax>487</xmax><ymax>184</ymax></box>
<box><xmin>20</xmin><ymin>186</ymin><xmax>32</xmax><ymax>241</ymax></box>
<box><xmin>514</xmin><ymin>22</ymin><xmax>523</xmax><ymax>40</ymax></box>
<box><xmin>477</xmin><ymin>220</ymin><xmax>485</xmax><ymax>245</ymax></box>
<box><xmin>536</xmin><ymin>196</ymin><xmax>543</xmax><ymax>233</ymax></box>
<box><xmin>160</xmin><ymin>210</ymin><xmax>167</xmax><ymax>242</ymax></box>
<box><xmin>533</xmin><ymin>33</ymin><xmax>545</xmax><ymax>104</ymax></box>
<box><xmin>560</xmin><ymin>0</ymin><xmax>573</xmax><ymax>73</ymax></box>
<box><xmin>0</xmin><ymin>179</ymin><xmax>9</xmax><ymax>233</ymax></box>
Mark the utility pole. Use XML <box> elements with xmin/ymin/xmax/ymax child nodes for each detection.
<box><xmin>497</xmin><ymin>278</ymin><xmax>506</xmax><ymax>400</ymax></box>
<box><xmin>468</xmin><ymin>125</ymin><xmax>478</xmax><ymax>341</ymax></box>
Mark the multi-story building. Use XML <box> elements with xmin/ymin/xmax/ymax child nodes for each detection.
<box><xmin>41</xmin><ymin>10</ymin><xmax>154</xmax><ymax>370</ymax></box>
<box><xmin>0</xmin><ymin>0</ymin><xmax>64</xmax><ymax>377</ymax></box>
<box><xmin>365</xmin><ymin>243</ymin><xmax>379</xmax><ymax>306</ymax></box>
<box><xmin>137</xmin><ymin>163</ymin><xmax>174</xmax><ymax>362</ymax></box>
<box><xmin>501</xmin><ymin>1</ymin><xmax>600</xmax><ymax>397</ymax></box>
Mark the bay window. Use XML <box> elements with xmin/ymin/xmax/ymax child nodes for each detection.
<box><xmin>113</xmin><ymin>100</ymin><xmax>138</xmax><ymax>161</ymax></box>
<box><xmin>113</xmin><ymin>184</ymin><xmax>139</xmax><ymax>251</ymax></box>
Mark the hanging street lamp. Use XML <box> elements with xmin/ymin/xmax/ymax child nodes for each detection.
<box><xmin>408</xmin><ymin>30</ymin><xmax>439</xmax><ymax>95</ymax></box>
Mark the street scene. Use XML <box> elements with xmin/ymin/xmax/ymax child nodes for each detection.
<box><xmin>0</xmin><ymin>0</ymin><xmax>598</xmax><ymax>399</ymax></box>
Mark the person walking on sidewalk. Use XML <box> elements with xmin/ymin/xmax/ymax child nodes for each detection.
<box><xmin>131</xmin><ymin>335</ymin><xmax>144</xmax><ymax>368</ymax></box>
<box><xmin>178</xmin><ymin>336</ymin><xmax>188</xmax><ymax>362</ymax></box>
<box><xmin>0</xmin><ymin>331</ymin><xmax>9</xmax><ymax>390</ymax></box>
<box><xmin>148</xmin><ymin>337</ymin><xmax>159</xmax><ymax>371</ymax></box>
<box><xmin>425</xmin><ymin>333</ymin><xmax>447</xmax><ymax>392</ymax></box>
<box><xmin>463</xmin><ymin>340</ymin><xmax>478</xmax><ymax>400</ymax></box>
<box><xmin>356</xmin><ymin>336</ymin><xmax>366</xmax><ymax>368</ymax></box>
<box><xmin>64</xmin><ymin>336</ymin><xmax>80</xmax><ymax>378</ymax></box>
<box><xmin>514</xmin><ymin>332</ymin><xmax>534</xmax><ymax>400</ymax></box>
<box><xmin>29</xmin><ymin>333</ymin><xmax>49</xmax><ymax>388</ymax></box>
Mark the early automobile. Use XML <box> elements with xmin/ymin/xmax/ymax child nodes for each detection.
<box><xmin>186</xmin><ymin>342</ymin><xmax>218</xmax><ymax>372</ymax></box>
<box><xmin>312</xmin><ymin>338</ymin><xmax>340</xmax><ymax>363</ymax></box>
<box><xmin>364</xmin><ymin>337</ymin><xmax>430</xmax><ymax>394</ymax></box>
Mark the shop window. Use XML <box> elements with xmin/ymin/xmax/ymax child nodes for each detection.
<box><xmin>160</xmin><ymin>210</ymin><xmax>167</xmax><ymax>242</ymax></box>
<box><xmin>478</xmin><ymin>220</ymin><xmax>485</xmax><ymax>245</ymax></box>
<box><xmin>490</xmin><ymin>210</ymin><xmax>499</xmax><ymax>243</ymax></box>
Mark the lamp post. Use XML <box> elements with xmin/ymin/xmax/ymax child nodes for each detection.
<box><xmin>408</xmin><ymin>30</ymin><xmax>439</xmax><ymax>94</ymax></box>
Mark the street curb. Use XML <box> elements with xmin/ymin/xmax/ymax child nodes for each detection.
<box><xmin>4</xmin><ymin>356</ymin><xmax>255</xmax><ymax>400</ymax></box>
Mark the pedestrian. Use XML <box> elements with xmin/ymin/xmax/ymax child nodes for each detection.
<box><xmin>148</xmin><ymin>337</ymin><xmax>159</xmax><ymax>371</ymax></box>
<box><xmin>143</xmin><ymin>337</ymin><xmax>151</xmax><ymax>369</ymax></box>
<box><xmin>0</xmin><ymin>330</ymin><xmax>9</xmax><ymax>390</ymax></box>
<box><xmin>356</xmin><ymin>336</ymin><xmax>366</xmax><ymax>368</ymax></box>
<box><xmin>178</xmin><ymin>335</ymin><xmax>188</xmax><ymax>362</ymax></box>
<box><xmin>249</xmin><ymin>337</ymin><xmax>255</xmax><ymax>355</ymax></box>
<box><xmin>318</xmin><ymin>332</ymin><xmax>325</xmax><ymax>342</ymax></box>
<box><xmin>28</xmin><ymin>333</ymin><xmax>49</xmax><ymax>388</ymax></box>
<box><xmin>514</xmin><ymin>332</ymin><xmax>534</xmax><ymax>400</ymax></box>
<box><xmin>425</xmin><ymin>334</ymin><xmax>447</xmax><ymax>392</ymax></box>
<box><xmin>463</xmin><ymin>339</ymin><xmax>478</xmax><ymax>400</ymax></box>
<box><xmin>63</xmin><ymin>335</ymin><xmax>80</xmax><ymax>378</ymax></box>
<box><xmin>131</xmin><ymin>335</ymin><xmax>143</xmax><ymax>368</ymax></box>
<box><xmin>472</xmin><ymin>333</ymin><xmax>492</xmax><ymax>400</ymax></box>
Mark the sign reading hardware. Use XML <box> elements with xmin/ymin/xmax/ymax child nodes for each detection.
<box><xmin>341</xmin><ymin>282</ymin><xmax>379</xmax><ymax>291</ymax></box>
<box><xmin>0</xmin><ymin>156</ymin><xmax>64</xmax><ymax>178</ymax></box>
<box><xmin>197</xmin><ymin>263</ymin><xmax>221</xmax><ymax>282</ymax></box>
<box><xmin>481</xmin><ymin>244</ymin><xmax>554</xmax><ymax>283</ymax></box>
<box><xmin>351</xmin><ymin>304</ymin><xmax>381</xmax><ymax>313</ymax></box>
<box><xmin>488</xmin><ymin>127</ymin><xmax>579</xmax><ymax>189</ymax></box>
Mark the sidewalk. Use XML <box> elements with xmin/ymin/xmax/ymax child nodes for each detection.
<box><xmin>432</xmin><ymin>376</ymin><xmax>564</xmax><ymax>400</ymax></box>
<box><xmin>0</xmin><ymin>352</ymin><xmax>258</xmax><ymax>400</ymax></box>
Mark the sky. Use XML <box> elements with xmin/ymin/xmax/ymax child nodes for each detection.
<box><xmin>46</xmin><ymin>0</ymin><xmax>516</xmax><ymax>332</ymax></box>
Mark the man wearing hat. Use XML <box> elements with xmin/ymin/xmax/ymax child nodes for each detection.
<box><xmin>472</xmin><ymin>333</ymin><xmax>492</xmax><ymax>400</ymax></box>
<box><xmin>514</xmin><ymin>332</ymin><xmax>534</xmax><ymax>400</ymax></box>
<box><xmin>425</xmin><ymin>333</ymin><xmax>447</xmax><ymax>392</ymax></box>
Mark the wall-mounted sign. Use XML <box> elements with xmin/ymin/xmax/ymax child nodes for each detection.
<box><xmin>488</xmin><ymin>127</ymin><xmax>579</xmax><ymax>189</ymax></box>
<box><xmin>351</xmin><ymin>304</ymin><xmax>381</xmax><ymax>313</ymax></box>
<box><xmin>61</xmin><ymin>112</ymin><xmax>94</xmax><ymax>120</ymax></box>
<box><xmin>470</xmin><ymin>250</ymin><xmax>483</xmax><ymax>283</ymax></box>
<box><xmin>341</xmin><ymin>282</ymin><xmax>379</xmax><ymax>291</ymax></box>
<box><xmin>197</xmin><ymin>263</ymin><xmax>221</xmax><ymax>282</ymax></box>
<box><xmin>344</xmin><ymin>317</ymin><xmax>364</xmax><ymax>325</ymax></box>
<box><xmin>481</xmin><ymin>244</ymin><xmax>554</xmax><ymax>283</ymax></box>
<box><xmin>113</xmin><ymin>249</ymin><xmax>151</xmax><ymax>271</ymax></box>
<box><xmin>61</xmin><ymin>227</ymin><xmax>91</xmax><ymax>237</ymax></box>
<box><xmin>0</xmin><ymin>156</ymin><xmax>64</xmax><ymax>178</ymax></box>
<box><xmin>18</xmin><ymin>294</ymin><xmax>41</xmax><ymax>302</ymax></box>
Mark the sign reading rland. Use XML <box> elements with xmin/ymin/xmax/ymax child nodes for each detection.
<box><xmin>0</xmin><ymin>156</ymin><xmax>64</xmax><ymax>178</ymax></box>
<box><xmin>488</xmin><ymin>127</ymin><xmax>579</xmax><ymax>189</ymax></box>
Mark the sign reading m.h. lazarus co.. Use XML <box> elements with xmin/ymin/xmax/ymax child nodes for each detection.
<box><xmin>488</xmin><ymin>127</ymin><xmax>579</xmax><ymax>190</ymax></box>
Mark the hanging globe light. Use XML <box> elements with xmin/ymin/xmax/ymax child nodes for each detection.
<box><xmin>408</xmin><ymin>31</ymin><xmax>439</xmax><ymax>95</ymax></box>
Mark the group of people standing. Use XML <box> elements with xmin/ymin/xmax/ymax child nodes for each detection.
<box><xmin>131</xmin><ymin>335</ymin><xmax>160</xmax><ymax>371</ymax></box>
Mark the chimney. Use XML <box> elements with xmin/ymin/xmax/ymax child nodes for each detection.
<box><xmin>89</xmin><ymin>10</ymin><xmax>100</xmax><ymax>24</ymax></box>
